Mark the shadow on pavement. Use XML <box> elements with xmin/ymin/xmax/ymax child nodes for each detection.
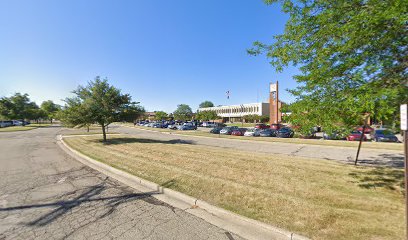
<box><xmin>0</xmin><ymin>181</ymin><xmax>161</xmax><ymax>227</ymax></box>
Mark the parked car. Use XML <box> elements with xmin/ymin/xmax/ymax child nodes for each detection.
<box><xmin>259</xmin><ymin>129</ymin><xmax>277</xmax><ymax>137</ymax></box>
<box><xmin>178</xmin><ymin>125</ymin><xmax>196</xmax><ymax>131</ymax></box>
<box><xmin>276</xmin><ymin>128</ymin><xmax>294</xmax><ymax>138</ymax></box>
<box><xmin>12</xmin><ymin>120</ymin><xmax>23</xmax><ymax>126</ymax></box>
<box><xmin>152</xmin><ymin>122</ymin><xmax>162</xmax><ymax>128</ymax></box>
<box><xmin>323</xmin><ymin>131</ymin><xmax>346</xmax><ymax>140</ymax></box>
<box><xmin>220</xmin><ymin>126</ymin><xmax>239</xmax><ymax>135</ymax></box>
<box><xmin>231</xmin><ymin>128</ymin><xmax>247</xmax><ymax>136</ymax></box>
<box><xmin>202</xmin><ymin>122</ymin><xmax>218</xmax><ymax>128</ymax></box>
<box><xmin>0</xmin><ymin>120</ymin><xmax>13</xmax><ymax>128</ymax></box>
<box><xmin>255</xmin><ymin>123</ymin><xmax>269</xmax><ymax>130</ymax></box>
<box><xmin>356</xmin><ymin>126</ymin><xmax>374</xmax><ymax>134</ymax></box>
<box><xmin>244</xmin><ymin>128</ymin><xmax>261</xmax><ymax>137</ymax></box>
<box><xmin>167</xmin><ymin>124</ymin><xmax>178</xmax><ymax>130</ymax></box>
<box><xmin>270</xmin><ymin>124</ymin><xmax>283</xmax><ymax>130</ymax></box>
<box><xmin>370</xmin><ymin>129</ymin><xmax>399</xmax><ymax>142</ymax></box>
<box><xmin>346</xmin><ymin>131</ymin><xmax>367</xmax><ymax>141</ymax></box>
<box><xmin>210</xmin><ymin>127</ymin><xmax>223</xmax><ymax>134</ymax></box>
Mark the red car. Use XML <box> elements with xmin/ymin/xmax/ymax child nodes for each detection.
<box><xmin>270</xmin><ymin>124</ymin><xmax>283</xmax><ymax>130</ymax></box>
<box><xmin>255</xmin><ymin>124</ymin><xmax>269</xmax><ymax>129</ymax></box>
<box><xmin>356</xmin><ymin>126</ymin><xmax>374</xmax><ymax>134</ymax></box>
<box><xmin>231</xmin><ymin>128</ymin><xmax>246</xmax><ymax>136</ymax></box>
<box><xmin>346</xmin><ymin>131</ymin><xmax>367</xmax><ymax>141</ymax></box>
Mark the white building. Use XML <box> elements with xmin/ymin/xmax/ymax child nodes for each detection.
<box><xmin>198</xmin><ymin>102</ymin><xmax>270</xmax><ymax>123</ymax></box>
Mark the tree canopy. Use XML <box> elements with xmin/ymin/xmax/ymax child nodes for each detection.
<box><xmin>41</xmin><ymin>100</ymin><xmax>61</xmax><ymax>123</ymax></box>
<box><xmin>173</xmin><ymin>104</ymin><xmax>193</xmax><ymax>121</ymax></box>
<box><xmin>196</xmin><ymin>110</ymin><xmax>219</xmax><ymax>121</ymax></box>
<box><xmin>249</xmin><ymin>0</ymin><xmax>408</xmax><ymax>134</ymax></box>
<box><xmin>155</xmin><ymin>111</ymin><xmax>168</xmax><ymax>121</ymax></box>
<box><xmin>60</xmin><ymin>77</ymin><xmax>144</xmax><ymax>141</ymax></box>
<box><xmin>199</xmin><ymin>101</ymin><xmax>215</xmax><ymax>108</ymax></box>
<box><xmin>0</xmin><ymin>93</ymin><xmax>46</xmax><ymax>122</ymax></box>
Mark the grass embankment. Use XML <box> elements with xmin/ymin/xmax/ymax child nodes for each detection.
<box><xmin>61</xmin><ymin>126</ymin><xmax>118</xmax><ymax>136</ymax></box>
<box><xmin>122</xmin><ymin>124</ymin><xmax>403</xmax><ymax>151</ymax></box>
<box><xmin>64</xmin><ymin>135</ymin><xmax>404</xmax><ymax>240</ymax></box>
<box><xmin>0</xmin><ymin>123</ymin><xmax>52</xmax><ymax>132</ymax></box>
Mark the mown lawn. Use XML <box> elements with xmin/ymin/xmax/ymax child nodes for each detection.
<box><xmin>64</xmin><ymin>135</ymin><xmax>404</xmax><ymax>240</ymax></box>
<box><xmin>123</xmin><ymin>124</ymin><xmax>403</xmax><ymax>151</ymax></box>
<box><xmin>0</xmin><ymin>123</ymin><xmax>52</xmax><ymax>132</ymax></box>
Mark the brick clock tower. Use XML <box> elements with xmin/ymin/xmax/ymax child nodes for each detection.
<box><xmin>269</xmin><ymin>81</ymin><xmax>282</xmax><ymax>125</ymax></box>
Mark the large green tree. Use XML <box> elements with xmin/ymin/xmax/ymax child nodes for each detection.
<box><xmin>199</xmin><ymin>101</ymin><xmax>214</xmax><ymax>108</ymax></box>
<box><xmin>41</xmin><ymin>100</ymin><xmax>61</xmax><ymax>123</ymax></box>
<box><xmin>0</xmin><ymin>93</ymin><xmax>40</xmax><ymax>122</ymax></box>
<box><xmin>155</xmin><ymin>111</ymin><xmax>168</xmax><ymax>121</ymax></box>
<box><xmin>173</xmin><ymin>104</ymin><xmax>193</xmax><ymax>121</ymax></box>
<box><xmin>196</xmin><ymin>110</ymin><xmax>219</xmax><ymax>121</ymax></box>
<box><xmin>249</xmin><ymin>0</ymin><xmax>408</xmax><ymax>134</ymax></box>
<box><xmin>61</xmin><ymin>77</ymin><xmax>143</xmax><ymax>142</ymax></box>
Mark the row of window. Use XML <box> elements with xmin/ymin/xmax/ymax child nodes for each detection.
<box><xmin>210</xmin><ymin>106</ymin><xmax>260</xmax><ymax>115</ymax></box>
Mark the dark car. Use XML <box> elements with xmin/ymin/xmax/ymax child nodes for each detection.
<box><xmin>220</xmin><ymin>126</ymin><xmax>239</xmax><ymax>135</ymax></box>
<box><xmin>371</xmin><ymin>129</ymin><xmax>399</xmax><ymax>142</ymax></box>
<box><xmin>231</xmin><ymin>128</ymin><xmax>247</xmax><ymax>136</ymax></box>
<box><xmin>255</xmin><ymin>123</ymin><xmax>269</xmax><ymax>130</ymax></box>
<box><xmin>210</xmin><ymin>127</ymin><xmax>223</xmax><ymax>134</ymax></box>
<box><xmin>276</xmin><ymin>128</ymin><xmax>294</xmax><ymax>138</ymax></box>
<box><xmin>259</xmin><ymin>129</ymin><xmax>276</xmax><ymax>137</ymax></box>
<box><xmin>346</xmin><ymin>131</ymin><xmax>367</xmax><ymax>141</ymax></box>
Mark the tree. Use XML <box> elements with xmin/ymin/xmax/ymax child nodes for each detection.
<box><xmin>58</xmin><ymin>97</ymin><xmax>94</xmax><ymax>131</ymax></box>
<box><xmin>0</xmin><ymin>93</ymin><xmax>40</xmax><ymax>123</ymax></box>
<box><xmin>173</xmin><ymin>104</ymin><xmax>193</xmax><ymax>121</ymax></box>
<box><xmin>196</xmin><ymin>110</ymin><xmax>219</xmax><ymax>121</ymax></box>
<box><xmin>260</xmin><ymin>115</ymin><xmax>270</xmax><ymax>123</ymax></box>
<box><xmin>249</xmin><ymin>0</ymin><xmax>408</xmax><ymax>134</ymax></box>
<box><xmin>155</xmin><ymin>111</ymin><xmax>168</xmax><ymax>121</ymax></box>
<box><xmin>41</xmin><ymin>100</ymin><xmax>61</xmax><ymax>123</ymax></box>
<box><xmin>120</xmin><ymin>105</ymin><xmax>145</xmax><ymax>123</ymax></box>
<box><xmin>61</xmin><ymin>77</ymin><xmax>142</xmax><ymax>142</ymax></box>
<box><xmin>199</xmin><ymin>101</ymin><xmax>214</xmax><ymax>108</ymax></box>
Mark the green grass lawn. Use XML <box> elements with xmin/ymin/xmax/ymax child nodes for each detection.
<box><xmin>0</xmin><ymin>126</ymin><xmax>38</xmax><ymax>132</ymax></box>
<box><xmin>0</xmin><ymin>123</ymin><xmax>52</xmax><ymax>132</ymax></box>
<box><xmin>121</xmin><ymin>123</ymin><xmax>403</xmax><ymax>151</ymax></box>
<box><xmin>64</xmin><ymin>135</ymin><xmax>404</xmax><ymax>240</ymax></box>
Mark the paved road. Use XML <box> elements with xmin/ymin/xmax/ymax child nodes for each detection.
<box><xmin>114</xmin><ymin>125</ymin><xmax>404</xmax><ymax>168</ymax></box>
<box><xmin>0</xmin><ymin>127</ymin><xmax>243</xmax><ymax>240</ymax></box>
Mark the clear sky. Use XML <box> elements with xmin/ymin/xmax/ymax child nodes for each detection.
<box><xmin>0</xmin><ymin>0</ymin><xmax>299</xmax><ymax>112</ymax></box>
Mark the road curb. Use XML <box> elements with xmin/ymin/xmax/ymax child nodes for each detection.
<box><xmin>57</xmin><ymin>134</ymin><xmax>309</xmax><ymax>240</ymax></box>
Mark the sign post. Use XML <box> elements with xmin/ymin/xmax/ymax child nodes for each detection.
<box><xmin>401</xmin><ymin>104</ymin><xmax>407</xmax><ymax>239</ymax></box>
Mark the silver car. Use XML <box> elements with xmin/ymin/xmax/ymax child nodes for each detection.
<box><xmin>244</xmin><ymin>128</ymin><xmax>261</xmax><ymax>137</ymax></box>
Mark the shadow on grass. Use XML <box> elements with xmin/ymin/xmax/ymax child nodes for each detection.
<box><xmin>349</xmin><ymin>167</ymin><xmax>404</xmax><ymax>193</ymax></box>
<box><xmin>92</xmin><ymin>137</ymin><xmax>194</xmax><ymax>145</ymax></box>
<box><xmin>357</xmin><ymin>153</ymin><xmax>404</xmax><ymax>168</ymax></box>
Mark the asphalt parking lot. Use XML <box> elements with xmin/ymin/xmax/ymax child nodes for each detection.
<box><xmin>0</xmin><ymin>127</ymin><xmax>243</xmax><ymax>240</ymax></box>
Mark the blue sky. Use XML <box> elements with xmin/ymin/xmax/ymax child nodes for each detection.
<box><xmin>0</xmin><ymin>0</ymin><xmax>299</xmax><ymax>112</ymax></box>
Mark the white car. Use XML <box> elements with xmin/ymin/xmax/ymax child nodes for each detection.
<box><xmin>12</xmin><ymin>120</ymin><xmax>23</xmax><ymax>126</ymax></box>
<box><xmin>244</xmin><ymin>128</ymin><xmax>261</xmax><ymax>137</ymax></box>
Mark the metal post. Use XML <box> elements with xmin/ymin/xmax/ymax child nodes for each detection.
<box><xmin>354</xmin><ymin>124</ymin><xmax>366</xmax><ymax>165</ymax></box>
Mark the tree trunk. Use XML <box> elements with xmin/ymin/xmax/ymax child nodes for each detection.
<box><xmin>87</xmin><ymin>125</ymin><xmax>90</xmax><ymax>132</ymax></box>
<box><xmin>101</xmin><ymin>123</ymin><xmax>107</xmax><ymax>142</ymax></box>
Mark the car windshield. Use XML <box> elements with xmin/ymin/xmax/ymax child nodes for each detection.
<box><xmin>351</xmin><ymin>131</ymin><xmax>361</xmax><ymax>134</ymax></box>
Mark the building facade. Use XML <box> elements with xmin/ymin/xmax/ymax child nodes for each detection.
<box><xmin>198</xmin><ymin>102</ymin><xmax>270</xmax><ymax>123</ymax></box>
